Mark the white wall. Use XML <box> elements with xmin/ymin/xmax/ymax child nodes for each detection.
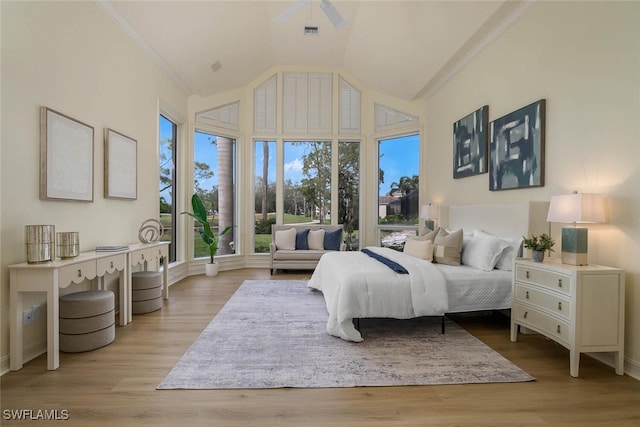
<box><xmin>424</xmin><ymin>1</ymin><xmax>640</xmax><ymax>376</ymax></box>
<box><xmin>0</xmin><ymin>1</ymin><xmax>187</xmax><ymax>372</ymax></box>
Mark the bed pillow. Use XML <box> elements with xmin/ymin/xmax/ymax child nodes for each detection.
<box><xmin>324</xmin><ymin>229</ymin><xmax>343</xmax><ymax>251</ymax></box>
<box><xmin>417</xmin><ymin>227</ymin><xmax>439</xmax><ymax>242</ymax></box>
<box><xmin>307</xmin><ymin>229</ymin><xmax>325</xmax><ymax>250</ymax></box>
<box><xmin>474</xmin><ymin>230</ymin><xmax>522</xmax><ymax>271</ymax></box>
<box><xmin>433</xmin><ymin>228</ymin><xmax>463</xmax><ymax>265</ymax></box>
<box><xmin>295</xmin><ymin>228</ymin><xmax>310</xmax><ymax>250</ymax></box>
<box><xmin>275</xmin><ymin>228</ymin><xmax>296</xmax><ymax>250</ymax></box>
<box><xmin>461</xmin><ymin>235</ymin><xmax>510</xmax><ymax>271</ymax></box>
<box><xmin>403</xmin><ymin>238</ymin><xmax>433</xmax><ymax>261</ymax></box>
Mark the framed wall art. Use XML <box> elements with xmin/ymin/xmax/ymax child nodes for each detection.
<box><xmin>104</xmin><ymin>128</ymin><xmax>137</xmax><ymax>200</ymax></box>
<box><xmin>40</xmin><ymin>107</ymin><xmax>94</xmax><ymax>202</ymax></box>
<box><xmin>489</xmin><ymin>99</ymin><xmax>546</xmax><ymax>191</ymax></box>
<box><xmin>453</xmin><ymin>105</ymin><xmax>488</xmax><ymax>179</ymax></box>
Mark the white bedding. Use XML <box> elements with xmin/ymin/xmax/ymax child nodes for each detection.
<box><xmin>307</xmin><ymin>246</ymin><xmax>448</xmax><ymax>342</ymax></box>
<box><xmin>436</xmin><ymin>264</ymin><xmax>512</xmax><ymax>313</ymax></box>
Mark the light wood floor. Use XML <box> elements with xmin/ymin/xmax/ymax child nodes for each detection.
<box><xmin>2</xmin><ymin>269</ymin><xmax>639</xmax><ymax>426</ymax></box>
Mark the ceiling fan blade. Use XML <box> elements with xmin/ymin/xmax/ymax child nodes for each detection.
<box><xmin>319</xmin><ymin>0</ymin><xmax>346</xmax><ymax>29</ymax></box>
<box><xmin>275</xmin><ymin>0</ymin><xmax>309</xmax><ymax>23</ymax></box>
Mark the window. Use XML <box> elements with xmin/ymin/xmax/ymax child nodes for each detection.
<box><xmin>254</xmin><ymin>140</ymin><xmax>276</xmax><ymax>253</ymax></box>
<box><xmin>193</xmin><ymin>130</ymin><xmax>236</xmax><ymax>259</ymax></box>
<box><xmin>378</xmin><ymin>134</ymin><xmax>420</xmax><ymax>250</ymax></box>
<box><xmin>338</xmin><ymin>141</ymin><xmax>360</xmax><ymax>250</ymax></box>
<box><xmin>283</xmin><ymin>141</ymin><xmax>331</xmax><ymax>224</ymax></box>
<box><xmin>159</xmin><ymin>115</ymin><xmax>177</xmax><ymax>262</ymax></box>
<box><xmin>283</xmin><ymin>73</ymin><xmax>332</xmax><ymax>134</ymax></box>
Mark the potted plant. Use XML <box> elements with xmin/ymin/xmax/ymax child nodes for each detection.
<box><xmin>182</xmin><ymin>194</ymin><xmax>231</xmax><ymax>276</ymax></box>
<box><xmin>522</xmin><ymin>233</ymin><xmax>555</xmax><ymax>262</ymax></box>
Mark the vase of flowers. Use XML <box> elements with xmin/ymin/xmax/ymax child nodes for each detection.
<box><xmin>522</xmin><ymin>233</ymin><xmax>555</xmax><ymax>262</ymax></box>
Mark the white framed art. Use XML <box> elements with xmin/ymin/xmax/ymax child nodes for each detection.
<box><xmin>40</xmin><ymin>107</ymin><xmax>94</xmax><ymax>202</ymax></box>
<box><xmin>104</xmin><ymin>128</ymin><xmax>137</xmax><ymax>200</ymax></box>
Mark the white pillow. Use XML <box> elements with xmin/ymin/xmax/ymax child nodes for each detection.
<box><xmin>461</xmin><ymin>235</ymin><xmax>510</xmax><ymax>271</ymax></box>
<box><xmin>474</xmin><ymin>230</ymin><xmax>522</xmax><ymax>271</ymax></box>
<box><xmin>307</xmin><ymin>229</ymin><xmax>326</xmax><ymax>250</ymax></box>
<box><xmin>275</xmin><ymin>228</ymin><xmax>296</xmax><ymax>250</ymax></box>
<box><xmin>403</xmin><ymin>238</ymin><xmax>433</xmax><ymax>261</ymax></box>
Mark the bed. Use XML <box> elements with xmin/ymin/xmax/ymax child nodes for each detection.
<box><xmin>307</xmin><ymin>202</ymin><xmax>549</xmax><ymax>342</ymax></box>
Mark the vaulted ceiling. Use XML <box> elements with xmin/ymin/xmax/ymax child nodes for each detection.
<box><xmin>101</xmin><ymin>0</ymin><xmax>530</xmax><ymax>101</ymax></box>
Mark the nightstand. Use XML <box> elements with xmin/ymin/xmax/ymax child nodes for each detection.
<box><xmin>510</xmin><ymin>258</ymin><xmax>625</xmax><ymax>377</ymax></box>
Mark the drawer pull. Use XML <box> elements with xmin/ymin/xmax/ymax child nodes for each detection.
<box><xmin>523</xmin><ymin>311</ymin><xmax>528</xmax><ymax>319</ymax></box>
<box><xmin>558</xmin><ymin>279</ymin><xmax>562</xmax><ymax>288</ymax></box>
<box><xmin>557</xmin><ymin>325</ymin><xmax>561</xmax><ymax>334</ymax></box>
<box><xmin>77</xmin><ymin>269</ymin><xmax>82</xmax><ymax>277</ymax></box>
<box><xmin>525</xmin><ymin>291</ymin><xmax>530</xmax><ymax>299</ymax></box>
<box><xmin>558</xmin><ymin>302</ymin><xmax>562</xmax><ymax>311</ymax></box>
<box><xmin>525</xmin><ymin>271</ymin><xmax>530</xmax><ymax>279</ymax></box>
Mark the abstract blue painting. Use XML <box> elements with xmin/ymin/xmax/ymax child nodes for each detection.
<box><xmin>453</xmin><ymin>105</ymin><xmax>488</xmax><ymax>179</ymax></box>
<box><xmin>489</xmin><ymin>99</ymin><xmax>545</xmax><ymax>191</ymax></box>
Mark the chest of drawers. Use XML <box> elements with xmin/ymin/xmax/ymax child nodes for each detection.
<box><xmin>510</xmin><ymin>258</ymin><xmax>625</xmax><ymax>377</ymax></box>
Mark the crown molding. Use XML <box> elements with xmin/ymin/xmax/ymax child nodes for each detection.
<box><xmin>415</xmin><ymin>0</ymin><xmax>535</xmax><ymax>101</ymax></box>
<box><xmin>96</xmin><ymin>0</ymin><xmax>193</xmax><ymax>96</ymax></box>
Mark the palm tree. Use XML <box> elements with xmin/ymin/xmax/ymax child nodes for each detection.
<box><xmin>261</xmin><ymin>141</ymin><xmax>269</xmax><ymax>222</ymax></box>
<box><xmin>216</xmin><ymin>136</ymin><xmax>234</xmax><ymax>255</ymax></box>
<box><xmin>389</xmin><ymin>175</ymin><xmax>418</xmax><ymax>196</ymax></box>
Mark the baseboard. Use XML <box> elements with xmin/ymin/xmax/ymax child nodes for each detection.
<box><xmin>0</xmin><ymin>354</ymin><xmax>9</xmax><ymax>376</ymax></box>
<box><xmin>1</xmin><ymin>342</ymin><xmax>47</xmax><ymax>376</ymax></box>
<box><xmin>589</xmin><ymin>352</ymin><xmax>640</xmax><ymax>381</ymax></box>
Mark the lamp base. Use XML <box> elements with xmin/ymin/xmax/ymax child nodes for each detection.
<box><xmin>561</xmin><ymin>227</ymin><xmax>589</xmax><ymax>266</ymax></box>
<box><xmin>561</xmin><ymin>251</ymin><xmax>588</xmax><ymax>266</ymax></box>
<box><xmin>424</xmin><ymin>220</ymin><xmax>436</xmax><ymax>231</ymax></box>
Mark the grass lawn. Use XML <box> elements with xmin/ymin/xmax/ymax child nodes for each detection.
<box><xmin>163</xmin><ymin>212</ymin><xmax>341</xmax><ymax>256</ymax></box>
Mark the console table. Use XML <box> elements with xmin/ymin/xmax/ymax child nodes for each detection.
<box><xmin>9</xmin><ymin>241</ymin><xmax>169</xmax><ymax>371</ymax></box>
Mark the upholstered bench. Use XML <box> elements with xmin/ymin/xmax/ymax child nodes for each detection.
<box><xmin>59</xmin><ymin>290</ymin><xmax>115</xmax><ymax>353</ymax></box>
<box><xmin>131</xmin><ymin>271</ymin><xmax>163</xmax><ymax>314</ymax></box>
<box><xmin>269</xmin><ymin>224</ymin><xmax>345</xmax><ymax>274</ymax></box>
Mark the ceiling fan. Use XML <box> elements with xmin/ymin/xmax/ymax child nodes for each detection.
<box><xmin>276</xmin><ymin>0</ymin><xmax>346</xmax><ymax>29</ymax></box>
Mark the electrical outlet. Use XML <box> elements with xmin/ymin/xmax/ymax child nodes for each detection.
<box><xmin>23</xmin><ymin>309</ymin><xmax>33</xmax><ymax>326</ymax></box>
<box><xmin>32</xmin><ymin>304</ymin><xmax>41</xmax><ymax>322</ymax></box>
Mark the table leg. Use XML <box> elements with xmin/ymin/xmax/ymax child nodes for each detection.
<box><xmin>570</xmin><ymin>350</ymin><xmax>580</xmax><ymax>378</ymax></box>
<box><xmin>118</xmin><ymin>269</ymin><xmax>127</xmax><ymax>326</ymax></box>
<box><xmin>9</xmin><ymin>274</ymin><xmax>24</xmax><ymax>371</ymax></box>
<box><xmin>162</xmin><ymin>255</ymin><xmax>169</xmax><ymax>300</ymax></box>
<box><xmin>615</xmin><ymin>350</ymin><xmax>625</xmax><ymax>375</ymax></box>
<box><xmin>47</xmin><ymin>285</ymin><xmax>60</xmax><ymax>370</ymax></box>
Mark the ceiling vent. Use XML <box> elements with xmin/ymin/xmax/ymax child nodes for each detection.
<box><xmin>304</xmin><ymin>26</ymin><xmax>319</xmax><ymax>36</ymax></box>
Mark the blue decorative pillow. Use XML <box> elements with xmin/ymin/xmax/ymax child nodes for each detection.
<box><xmin>295</xmin><ymin>229</ymin><xmax>310</xmax><ymax>250</ymax></box>
<box><xmin>323</xmin><ymin>229</ymin><xmax>343</xmax><ymax>251</ymax></box>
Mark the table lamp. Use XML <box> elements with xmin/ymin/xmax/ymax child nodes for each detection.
<box><xmin>420</xmin><ymin>203</ymin><xmax>439</xmax><ymax>231</ymax></box>
<box><xmin>546</xmin><ymin>192</ymin><xmax>605</xmax><ymax>265</ymax></box>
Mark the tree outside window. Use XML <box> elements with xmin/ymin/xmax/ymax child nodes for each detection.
<box><xmin>193</xmin><ymin>131</ymin><xmax>236</xmax><ymax>259</ymax></box>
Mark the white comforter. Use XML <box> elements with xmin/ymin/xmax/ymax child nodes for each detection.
<box><xmin>307</xmin><ymin>246</ymin><xmax>448</xmax><ymax>342</ymax></box>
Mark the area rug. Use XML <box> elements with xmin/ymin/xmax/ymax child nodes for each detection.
<box><xmin>157</xmin><ymin>280</ymin><xmax>534</xmax><ymax>389</ymax></box>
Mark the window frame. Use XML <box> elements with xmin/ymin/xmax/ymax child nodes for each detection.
<box><xmin>375</xmin><ymin>131</ymin><xmax>422</xmax><ymax>248</ymax></box>
<box><xmin>191</xmin><ymin>124</ymin><xmax>239</xmax><ymax>261</ymax></box>
<box><xmin>159</xmin><ymin>111</ymin><xmax>182</xmax><ymax>264</ymax></box>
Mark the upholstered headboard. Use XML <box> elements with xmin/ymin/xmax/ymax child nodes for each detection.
<box><xmin>441</xmin><ymin>201</ymin><xmax>550</xmax><ymax>238</ymax></box>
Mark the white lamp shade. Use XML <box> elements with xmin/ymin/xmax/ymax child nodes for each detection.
<box><xmin>546</xmin><ymin>193</ymin><xmax>606</xmax><ymax>224</ymax></box>
<box><xmin>420</xmin><ymin>204</ymin><xmax>439</xmax><ymax>220</ymax></box>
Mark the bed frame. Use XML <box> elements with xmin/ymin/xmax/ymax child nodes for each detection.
<box><xmin>355</xmin><ymin>201</ymin><xmax>550</xmax><ymax>336</ymax></box>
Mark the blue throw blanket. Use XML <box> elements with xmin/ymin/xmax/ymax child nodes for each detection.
<box><xmin>361</xmin><ymin>248</ymin><xmax>409</xmax><ymax>274</ymax></box>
